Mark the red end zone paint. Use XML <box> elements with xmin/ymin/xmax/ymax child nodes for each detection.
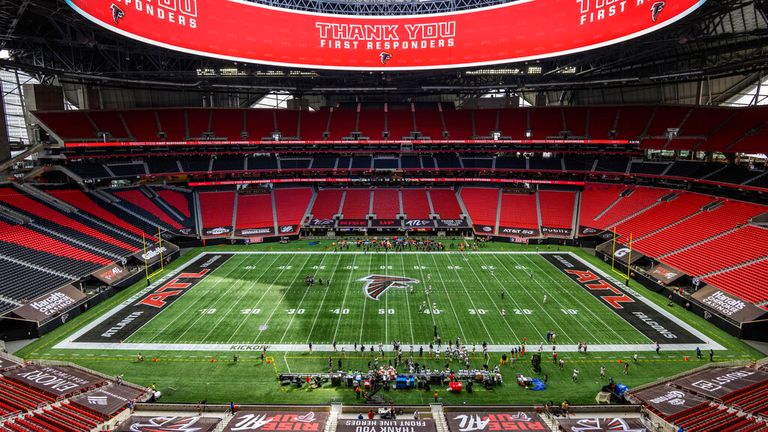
<box><xmin>66</xmin><ymin>0</ymin><xmax>705</xmax><ymax>70</ymax></box>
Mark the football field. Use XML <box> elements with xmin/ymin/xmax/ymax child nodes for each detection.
<box><xmin>58</xmin><ymin>251</ymin><xmax>719</xmax><ymax>352</ymax></box>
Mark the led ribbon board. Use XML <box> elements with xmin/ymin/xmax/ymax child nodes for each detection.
<box><xmin>68</xmin><ymin>0</ymin><xmax>704</xmax><ymax>70</ymax></box>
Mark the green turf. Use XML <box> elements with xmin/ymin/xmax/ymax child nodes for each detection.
<box><xmin>127</xmin><ymin>252</ymin><xmax>647</xmax><ymax>346</ymax></box>
<box><xmin>15</xmin><ymin>240</ymin><xmax>765</xmax><ymax>406</ymax></box>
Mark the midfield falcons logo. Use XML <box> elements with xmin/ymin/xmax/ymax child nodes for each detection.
<box><xmin>359</xmin><ymin>275</ymin><xmax>418</xmax><ymax>300</ymax></box>
<box><xmin>651</xmin><ymin>1</ymin><xmax>665</xmax><ymax>22</ymax></box>
<box><xmin>128</xmin><ymin>416</ymin><xmax>206</xmax><ymax>432</ymax></box>
<box><xmin>379</xmin><ymin>52</ymin><xmax>393</xmax><ymax>65</ymax></box>
<box><xmin>111</xmin><ymin>4</ymin><xmax>125</xmax><ymax>24</ymax></box>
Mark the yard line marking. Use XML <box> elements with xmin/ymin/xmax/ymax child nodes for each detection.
<box><xmin>280</xmin><ymin>253</ymin><xmax>330</xmax><ymax>343</ymax></box>
<box><xmin>141</xmin><ymin>254</ymin><xmax>251</xmax><ymax>343</ymax></box>
<box><xmin>399</xmin><ymin>254</ymin><xmax>416</xmax><ymax>345</ymax></box>
<box><xmin>413</xmin><ymin>254</ymin><xmax>437</xmax><ymax>329</ymax></box>
<box><xmin>443</xmin><ymin>255</ymin><xmax>496</xmax><ymax>344</ymax></box>
<box><xmin>427</xmin><ymin>254</ymin><xmax>469</xmax><ymax>343</ymax></box>
<box><xmin>195</xmin><ymin>254</ymin><xmax>276</xmax><ymax>343</ymax></box>
<box><xmin>479</xmin><ymin>253</ymin><xmax>572</xmax><ymax>343</ymax></box>
<box><xmin>253</xmin><ymin>254</ymin><xmax>317</xmax><ymax>343</ymax></box>
<box><xmin>458</xmin><ymin>254</ymin><xmax>521</xmax><ymax>342</ymax></box>
<box><xmin>332</xmin><ymin>254</ymin><xmax>358</xmax><ymax>343</ymax></box>
<box><xmin>225</xmin><ymin>253</ymin><xmax>304</xmax><ymax>343</ymax></box>
<box><xmin>305</xmin><ymin>254</ymin><xmax>344</xmax><ymax>344</ymax></box>
<box><xmin>358</xmin><ymin>253</ymin><xmax>374</xmax><ymax>345</ymax></box>
<box><xmin>524</xmin><ymin>254</ymin><xmax>632</xmax><ymax>344</ymax></box>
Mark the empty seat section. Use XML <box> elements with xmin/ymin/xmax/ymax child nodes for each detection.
<box><xmin>387</xmin><ymin>106</ymin><xmax>413</xmax><ymax>139</ymax></box>
<box><xmin>155</xmin><ymin>109</ymin><xmax>186</xmax><ymax>140</ymax></box>
<box><xmin>179</xmin><ymin>156</ymin><xmax>211</xmax><ymax>172</ymax></box>
<box><xmin>442</xmin><ymin>108</ymin><xmax>473</xmax><ymax>139</ymax></box>
<box><xmin>113</xmin><ymin>189</ymin><xmax>182</xmax><ymax>229</ymax></box>
<box><xmin>578</xmin><ymin>184</ymin><xmax>627</xmax><ymax>229</ymax></box>
<box><xmin>211</xmin><ymin>155</ymin><xmax>245</xmax><ymax>172</ymax></box>
<box><xmin>328</xmin><ymin>107</ymin><xmax>357</xmax><ymax>139</ymax></box>
<box><xmin>592</xmin><ymin>187</ymin><xmax>667</xmax><ymax>229</ymax></box>
<box><xmin>587</xmin><ymin>107</ymin><xmax>618</xmax><ymax>139</ymax></box>
<box><xmin>499</xmin><ymin>192</ymin><xmax>538</xmax><ymax>229</ymax></box>
<box><xmin>210</xmin><ymin>109</ymin><xmax>245</xmax><ymax>140</ymax></box>
<box><xmin>186</xmin><ymin>109</ymin><xmax>210</xmax><ymax>138</ymax></box>
<box><xmin>88</xmin><ymin>111</ymin><xmax>129</xmax><ymax>139</ymax></box>
<box><xmin>311</xmin><ymin>189</ymin><xmax>343</xmax><ymax>219</ymax></box>
<box><xmin>473</xmin><ymin>109</ymin><xmax>497</xmax><ymax>137</ymax></box>
<box><xmin>563</xmin><ymin>107</ymin><xmax>588</xmax><ymax>137</ymax></box>
<box><xmin>34</xmin><ymin>111</ymin><xmax>95</xmax><ymax>140</ymax></box>
<box><xmin>401</xmin><ymin>190</ymin><xmax>431</xmax><ymax>219</ymax></box>
<box><xmin>341</xmin><ymin>190</ymin><xmax>371</xmax><ymax>219</ymax></box>
<box><xmin>146</xmin><ymin>157</ymin><xmax>180</xmax><ymax>174</ymax></box>
<box><xmin>274</xmin><ymin>188</ymin><xmax>312</xmax><ymax>230</ymax></box>
<box><xmin>460</xmin><ymin>188</ymin><xmax>498</xmax><ymax>226</ymax></box>
<box><xmin>0</xmin><ymin>257</ymin><xmax>74</xmax><ymax>303</ymax></box>
<box><xmin>663</xmin><ymin>226</ymin><xmax>768</xmax><ymax>276</ymax></box>
<box><xmin>633</xmin><ymin>200</ymin><xmax>767</xmax><ymax>257</ymax></box>
<box><xmin>245</xmin><ymin>109</ymin><xmax>275</xmax><ymax>139</ymax></box>
<box><xmin>679</xmin><ymin>107</ymin><xmax>731</xmax><ymax>136</ymax></box>
<box><xmin>46</xmin><ymin>189</ymin><xmax>149</xmax><ymax>238</ymax></box>
<box><xmin>430</xmin><ymin>189</ymin><xmax>462</xmax><ymax>219</ymax></box>
<box><xmin>414</xmin><ymin>106</ymin><xmax>444</xmax><ymax>139</ymax></box>
<box><xmin>0</xmin><ymin>221</ymin><xmax>110</xmax><ymax>266</ymax></box>
<box><xmin>155</xmin><ymin>189</ymin><xmax>192</xmax><ymax>218</ymax></box>
<box><xmin>247</xmin><ymin>155</ymin><xmax>278</xmax><ymax>170</ymax></box>
<box><xmin>300</xmin><ymin>109</ymin><xmax>330</xmax><ymax>140</ymax></box>
<box><xmin>611</xmin><ymin>106</ymin><xmax>652</xmax><ymax>140</ymax></box>
<box><xmin>646</xmin><ymin>106</ymin><xmax>690</xmax><ymax>136</ymax></box>
<box><xmin>235</xmin><ymin>194</ymin><xmax>274</xmax><ymax>229</ymax></box>
<box><xmin>0</xmin><ymin>188</ymin><xmax>136</xmax><ymax>251</ymax></box>
<box><xmin>497</xmin><ymin>108</ymin><xmax>527</xmax><ymax>139</ymax></box>
<box><xmin>539</xmin><ymin>191</ymin><xmax>575</xmax><ymax>229</ymax></box>
<box><xmin>701</xmin><ymin>107</ymin><xmax>768</xmax><ymax>151</ymax></box>
<box><xmin>275</xmin><ymin>110</ymin><xmax>299</xmax><ymax>138</ymax></box>
<box><xmin>372</xmin><ymin>189</ymin><xmax>400</xmax><ymax>219</ymax></box>
<box><xmin>199</xmin><ymin>191</ymin><xmax>235</xmax><ymax>229</ymax></box>
<box><xmin>528</xmin><ymin>107</ymin><xmax>562</xmax><ymax>139</ymax></box>
<box><xmin>705</xmin><ymin>260</ymin><xmax>768</xmax><ymax>304</ymax></box>
<box><xmin>358</xmin><ymin>105</ymin><xmax>384</xmax><ymax>138</ymax></box>
<box><xmin>121</xmin><ymin>110</ymin><xmax>160</xmax><ymax>141</ymax></box>
<box><xmin>614</xmin><ymin>192</ymin><xmax>714</xmax><ymax>243</ymax></box>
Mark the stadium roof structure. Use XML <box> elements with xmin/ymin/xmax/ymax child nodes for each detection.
<box><xmin>0</xmin><ymin>0</ymin><xmax>767</xmax><ymax>103</ymax></box>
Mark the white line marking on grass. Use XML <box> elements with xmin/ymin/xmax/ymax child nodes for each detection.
<box><xmin>413</xmin><ymin>254</ymin><xmax>437</xmax><ymax>330</ymax></box>
<box><xmin>195</xmin><ymin>254</ymin><xmax>276</xmax><ymax>343</ymax></box>
<box><xmin>305</xmin><ymin>254</ymin><xmax>344</xmax><ymax>344</ymax></box>
<box><xmin>399</xmin><ymin>254</ymin><xmax>416</xmax><ymax>345</ymax></box>
<box><xmin>253</xmin><ymin>254</ymin><xmax>316</xmax><ymax>342</ymax></box>
<box><xmin>483</xmin><ymin>254</ymin><xmax>574</xmax><ymax>344</ymax></box>
<box><xmin>358</xmin><ymin>253</ymin><xmax>374</xmax><ymax>346</ymax></box>
<box><xmin>280</xmin><ymin>253</ymin><xmax>330</xmax><ymax>343</ymax></box>
<box><xmin>225</xmin><ymin>254</ymin><xmax>303</xmax><ymax>343</ymax></box>
<box><xmin>443</xmin><ymin>255</ymin><xmax>496</xmax><ymax>344</ymax></box>
<box><xmin>332</xmin><ymin>254</ymin><xmax>357</xmax><ymax>343</ymax></box>
<box><xmin>526</xmin><ymin>254</ymin><xmax>633</xmax><ymax>345</ymax></box>
<box><xmin>427</xmin><ymin>254</ymin><xmax>469</xmax><ymax>343</ymax></box>
<box><xmin>149</xmin><ymin>255</ymin><xmax>252</xmax><ymax>343</ymax></box>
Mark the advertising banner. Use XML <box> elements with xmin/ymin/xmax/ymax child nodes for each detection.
<box><xmin>578</xmin><ymin>226</ymin><xmax>602</xmax><ymax>236</ymax></box>
<box><xmin>404</xmin><ymin>219</ymin><xmax>435</xmax><ymax>228</ymax></box>
<box><xmin>223</xmin><ymin>411</ymin><xmax>328</xmax><ymax>432</ymax></box>
<box><xmin>338</xmin><ymin>219</ymin><xmax>368</xmax><ymax>227</ymax></box>
<box><xmin>71</xmin><ymin>385</ymin><xmax>147</xmax><ymax>416</ymax></box>
<box><xmin>673</xmin><ymin>367</ymin><xmax>768</xmax><ymax>399</ymax></box>
<box><xmin>647</xmin><ymin>264</ymin><xmax>685</xmax><ymax>285</ymax></box>
<box><xmin>67</xmin><ymin>0</ymin><xmax>705</xmax><ymax>70</ymax></box>
<box><xmin>691</xmin><ymin>285</ymin><xmax>768</xmax><ymax>323</ymax></box>
<box><xmin>371</xmin><ymin>219</ymin><xmax>401</xmax><ymax>228</ymax></box>
<box><xmin>473</xmin><ymin>224</ymin><xmax>495</xmax><ymax>235</ymax></box>
<box><xmin>557</xmin><ymin>418</ymin><xmax>647</xmax><ymax>431</ymax></box>
<box><xmin>116</xmin><ymin>416</ymin><xmax>220</xmax><ymax>432</ymax></box>
<box><xmin>309</xmin><ymin>218</ymin><xmax>336</xmax><ymax>227</ymax></box>
<box><xmin>436</xmin><ymin>219</ymin><xmax>468</xmax><ymax>228</ymax></box>
<box><xmin>278</xmin><ymin>225</ymin><xmax>299</xmax><ymax>235</ymax></box>
<box><xmin>633</xmin><ymin>386</ymin><xmax>707</xmax><ymax>416</ymax></box>
<box><xmin>446</xmin><ymin>412</ymin><xmax>551</xmax><ymax>432</ymax></box>
<box><xmin>5</xmin><ymin>365</ymin><xmax>104</xmax><ymax>397</ymax></box>
<box><xmin>337</xmin><ymin>419</ymin><xmax>435</xmax><ymax>432</ymax></box>
<box><xmin>235</xmin><ymin>227</ymin><xmax>275</xmax><ymax>237</ymax></box>
<box><xmin>13</xmin><ymin>285</ymin><xmax>86</xmax><ymax>322</ymax></box>
<box><xmin>0</xmin><ymin>356</ymin><xmax>22</xmax><ymax>371</ymax></box>
<box><xmin>202</xmin><ymin>226</ymin><xmax>232</xmax><ymax>236</ymax></box>
<box><xmin>541</xmin><ymin>226</ymin><xmax>572</xmax><ymax>237</ymax></box>
<box><xmin>498</xmin><ymin>226</ymin><xmax>539</xmax><ymax>237</ymax></box>
<box><xmin>596</xmin><ymin>241</ymin><xmax>645</xmax><ymax>264</ymax></box>
<box><xmin>92</xmin><ymin>263</ymin><xmax>130</xmax><ymax>285</ymax></box>
<box><xmin>132</xmin><ymin>242</ymin><xmax>179</xmax><ymax>265</ymax></box>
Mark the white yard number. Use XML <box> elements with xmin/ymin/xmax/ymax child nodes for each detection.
<box><xmin>468</xmin><ymin>309</ymin><xmax>487</xmax><ymax>315</ymax></box>
<box><xmin>286</xmin><ymin>309</ymin><xmax>305</xmax><ymax>315</ymax></box>
<box><xmin>378</xmin><ymin>309</ymin><xmax>395</xmax><ymax>315</ymax></box>
<box><xmin>514</xmin><ymin>309</ymin><xmax>532</xmax><ymax>315</ymax></box>
<box><xmin>514</xmin><ymin>265</ymin><xmax>528</xmax><ymax>270</ymax></box>
<box><xmin>481</xmin><ymin>265</ymin><xmax>496</xmax><ymax>270</ymax></box>
<box><xmin>200</xmin><ymin>308</ymin><xmax>216</xmax><ymax>314</ymax></box>
<box><xmin>447</xmin><ymin>265</ymin><xmax>462</xmax><ymax>270</ymax></box>
<box><xmin>423</xmin><ymin>309</ymin><xmax>441</xmax><ymax>315</ymax></box>
<box><xmin>345</xmin><ymin>265</ymin><xmax>359</xmax><ymax>270</ymax></box>
<box><xmin>244</xmin><ymin>265</ymin><xmax>258</xmax><ymax>270</ymax></box>
<box><xmin>278</xmin><ymin>265</ymin><xmax>292</xmax><ymax>270</ymax></box>
<box><xmin>312</xmin><ymin>265</ymin><xmax>326</xmax><ymax>270</ymax></box>
<box><xmin>240</xmin><ymin>309</ymin><xmax>261</xmax><ymax>315</ymax></box>
<box><xmin>413</xmin><ymin>266</ymin><xmax>427</xmax><ymax>270</ymax></box>
<box><xmin>379</xmin><ymin>265</ymin><xmax>393</xmax><ymax>270</ymax></box>
<box><xmin>332</xmin><ymin>308</ymin><xmax>350</xmax><ymax>315</ymax></box>
<box><xmin>561</xmin><ymin>309</ymin><xmax>579</xmax><ymax>315</ymax></box>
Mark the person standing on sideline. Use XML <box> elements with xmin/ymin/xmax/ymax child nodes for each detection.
<box><xmin>655</xmin><ymin>342</ymin><xmax>660</xmax><ymax>355</ymax></box>
<box><xmin>710</xmin><ymin>349</ymin><xmax>714</xmax><ymax>362</ymax></box>
<box><xmin>696</xmin><ymin>347</ymin><xmax>702</xmax><ymax>359</ymax></box>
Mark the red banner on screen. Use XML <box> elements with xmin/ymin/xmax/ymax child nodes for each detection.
<box><xmin>188</xmin><ymin>177</ymin><xmax>586</xmax><ymax>186</ymax></box>
<box><xmin>66</xmin><ymin>0</ymin><xmax>705</xmax><ymax>70</ymax></box>
<box><xmin>63</xmin><ymin>139</ymin><xmax>634</xmax><ymax>148</ymax></box>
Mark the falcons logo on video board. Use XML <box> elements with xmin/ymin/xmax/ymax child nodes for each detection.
<box><xmin>651</xmin><ymin>1</ymin><xmax>665</xmax><ymax>21</ymax></box>
<box><xmin>359</xmin><ymin>275</ymin><xmax>418</xmax><ymax>300</ymax></box>
<box><xmin>111</xmin><ymin>4</ymin><xmax>125</xmax><ymax>24</ymax></box>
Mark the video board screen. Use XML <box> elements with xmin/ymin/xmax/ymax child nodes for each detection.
<box><xmin>67</xmin><ymin>0</ymin><xmax>704</xmax><ymax>70</ymax></box>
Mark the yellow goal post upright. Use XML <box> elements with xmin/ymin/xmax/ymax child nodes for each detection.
<box><xmin>609</xmin><ymin>226</ymin><xmax>633</xmax><ymax>285</ymax></box>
